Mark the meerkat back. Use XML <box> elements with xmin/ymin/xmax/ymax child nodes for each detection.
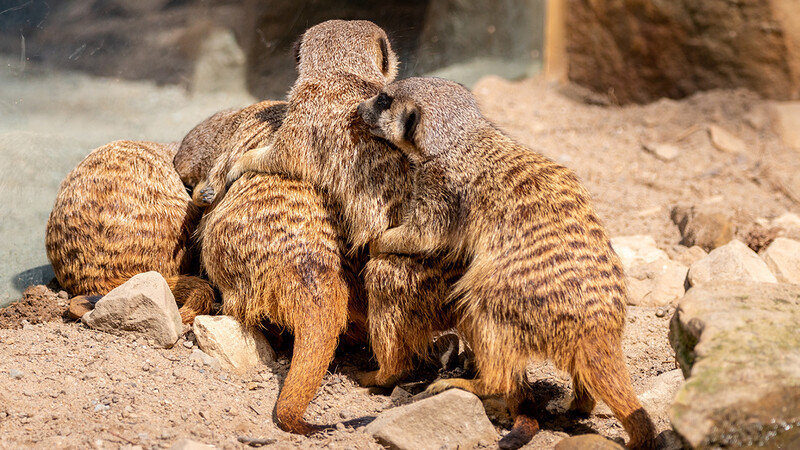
<box><xmin>46</xmin><ymin>140</ymin><xmax>202</xmax><ymax>296</ymax></box>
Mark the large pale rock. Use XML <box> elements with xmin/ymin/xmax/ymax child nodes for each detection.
<box><xmin>772</xmin><ymin>212</ymin><xmax>800</xmax><ymax>240</ymax></box>
<box><xmin>671</xmin><ymin>245</ymin><xmax>707</xmax><ymax>268</ymax></box>
<box><xmin>81</xmin><ymin>272</ymin><xmax>182</xmax><ymax>349</ymax></box>
<box><xmin>366</xmin><ymin>389</ymin><xmax>498</xmax><ymax>450</ymax></box>
<box><xmin>566</xmin><ymin>0</ymin><xmax>800</xmax><ymax>103</ymax></box>
<box><xmin>637</xmin><ymin>369</ymin><xmax>684</xmax><ymax>422</ymax></box>
<box><xmin>610</xmin><ymin>235</ymin><xmax>669</xmax><ymax>272</ymax></box>
<box><xmin>687</xmin><ymin>240</ymin><xmax>777</xmax><ymax>287</ymax></box>
<box><xmin>626</xmin><ymin>259</ymin><xmax>688</xmax><ymax>306</ymax></box>
<box><xmin>192</xmin><ymin>315</ymin><xmax>276</xmax><ymax>373</ymax></box>
<box><xmin>669</xmin><ymin>281</ymin><xmax>800</xmax><ymax>448</ymax></box>
<box><xmin>761</xmin><ymin>237</ymin><xmax>800</xmax><ymax>284</ymax></box>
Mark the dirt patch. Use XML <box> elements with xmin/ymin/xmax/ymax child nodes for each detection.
<box><xmin>0</xmin><ymin>284</ymin><xmax>68</xmax><ymax>330</ymax></box>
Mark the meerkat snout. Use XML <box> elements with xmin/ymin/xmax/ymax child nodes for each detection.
<box><xmin>358</xmin><ymin>93</ymin><xmax>393</xmax><ymax>139</ymax></box>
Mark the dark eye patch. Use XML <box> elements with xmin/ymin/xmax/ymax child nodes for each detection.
<box><xmin>375</xmin><ymin>92</ymin><xmax>393</xmax><ymax>111</ymax></box>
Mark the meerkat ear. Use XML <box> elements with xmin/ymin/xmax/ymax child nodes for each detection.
<box><xmin>402</xmin><ymin>106</ymin><xmax>419</xmax><ymax>144</ymax></box>
<box><xmin>379</xmin><ymin>37</ymin><xmax>390</xmax><ymax>75</ymax></box>
<box><xmin>291</xmin><ymin>35</ymin><xmax>303</xmax><ymax>68</ymax></box>
<box><xmin>377</xmin><ymin>35</ymin><xmax>398</xmax><ymax>80</ymax></box>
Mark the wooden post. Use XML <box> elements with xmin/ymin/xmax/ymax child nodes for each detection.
<box><xmin>544</xmin><ymin>0</ymin><xmax>567</xmax><ymax>83</ymax></box>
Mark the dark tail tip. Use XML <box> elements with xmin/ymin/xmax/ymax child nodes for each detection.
<box><xmin>499</xmin><ymin>414</ymin><xmax>539</xmax><ymax>450</ymax></box>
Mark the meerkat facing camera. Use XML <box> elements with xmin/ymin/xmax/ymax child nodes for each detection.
<box><xmin>358</xmin><ymin>77</ymin><xmax>657</xmax><ymax>450</ymax></box>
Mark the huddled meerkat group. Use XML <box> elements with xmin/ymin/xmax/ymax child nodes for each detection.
<box><xmin>45</xmin><ymin>19</ymin><xmax>656</xmax><ymax>450</ymax></box>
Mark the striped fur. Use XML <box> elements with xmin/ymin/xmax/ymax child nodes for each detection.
<box><xmin>45</xmin><ymin>140</ymin><xmax>214</xmax><ymax>324</ymax></box>
<box><xmin>173</xmin><ymin>100</ymin><xmax>288</xmax><ymax>208</ymax></box>
<box><xmin>359</xmin><ymin>77</ymin><xmax>657</xmax><ymax>450</ymax></box>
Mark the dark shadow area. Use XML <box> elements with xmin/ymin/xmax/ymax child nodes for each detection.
<box><xmin>12</xmin><ymin>263</ymin><xmax>55</xmax><ymax>292</ymax></box>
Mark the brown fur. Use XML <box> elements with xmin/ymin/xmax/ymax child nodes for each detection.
<box><xmin>198</xmin><ymin>20</ymin><xmax>409</xmax><ymax>434</ymax></box>
<box><xmin>358</xmin><ymin>77</ymin><xmax>657</xmax><ymax>450</ymax></box>
<box><xmin>45</xmin><ymin>140</ymin><xmax>215</xmax><ymax>324</ymax></box>
<box><xmin>173</xmin><ymin>100</ymin><xmax>288</xmax><ymax>208</ymax></box>
<box><xmin>201</xmin><ymin>172</ymin><xmax>364</xmax><ymax>434</ymax></box>
<box><xmin>225</xmin><ymin>20</ymin><xmax>411</xmax><ymax>249</ymax></box>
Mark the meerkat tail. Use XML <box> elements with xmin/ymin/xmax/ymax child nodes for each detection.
<box><xmin>275</xmin><ymin>318</ymin><xmax>340</xmax><ymax>435</ymax></box>
<box><xmin>572</xmin><ymin>333</ymin><xmax>657</xmax><ymax>450</ymax></box>
<box><xmin>164</xmin><ymin>275</ymin><xmax>216</xmax><ymax>324</ymax></box>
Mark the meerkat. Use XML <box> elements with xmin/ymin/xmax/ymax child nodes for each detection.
<box><xmin>201</xmin><ymin>171</ymin><xmax>366</xmax><ymax>434</ymax></box>
<box><xmin>46</xmin><ymin>140</ymin><xmax>215</xmax><ymax>324</ymax></box>
<box><xmin>198</xmin><ymin>20</ymin><xmax>408</xmax><ymax>435</ymax></box>
<box><xmin>173</xmin><ymin>100</ymin><xmax>288</xmax><ymax>207</ymax></box>
<box><xmin>357</xmin><ymin>77</ymin><xmax>657</xmax><ymax>450</ymax></box>
<box><xmin>222</xmin><ymin>19</ymin><xmax>411</xmax><ymax>249</ymax></box>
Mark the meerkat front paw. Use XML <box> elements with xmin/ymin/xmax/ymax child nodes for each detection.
<box><xmin>199</xmin><ymin>185</ymin><xmax>216</xmax><ymax>204</ymax></box>
<box><xmin>192</xmin><ymin>181</ymin><xmax>216</xmax><ymax>207</ymax></box>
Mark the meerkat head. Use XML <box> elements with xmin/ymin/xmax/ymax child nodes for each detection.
<box><xmin>357</xmin><ymin>77</ymin><xmax>483</xmax><ymax>161</ymax></box>
<box><xmin>293</xmin><ymin>20</ymin><xmax>399</xmax><ymax>84</ymax></box>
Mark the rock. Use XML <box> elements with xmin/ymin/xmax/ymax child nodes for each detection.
<box><xmin>366</xmin><ymin>389</ymin><xmax>498</xmax><ymax>450</ymax></box>
<box><xmin>8</xmin><ymin>369</ymin><xmax>23</xmax><ymax>379</ymax></box>
<box><xmin>626</xmin><ymin>259</ymin><xmax>688</xmax><ymax>306</ymax></box>
<box><xmin>81</xmin><ymin>272</ymin><xmax>182</xmax><ymax>349</ymax></box>
<box><xmin>170</xmin><ymin>439</ymin><xmax>215</xmax><ymax>450</ymax></box>
<box><xmin>772</xmin><ymin>102</ymin><xmax>800</xmax><ymax>150</ymax></box>
<box><xmin>192</xmin><ymin>315</ymin><xmax>276</xmax><ymax>373</ymax></box>
<box><xmin>668</xmin><ymin>281</ymin><xmax>800</xmax><ymax>448</ymax></box>
<box><xmin>671</xmin><ymin>205</ymin><xmax>733</xmax><ymax>251</ymax></box>
<box><xmin>637</xmin><ymin>369</ymin><xmax>684</xmax><ymax>421</ymax></box>
<box><xmin>641</xmin><ymin>142</ymin><xmax>680</xmax><ymax>161</ymax></box>
<box><xmin>566</xmin><ymin>1</ymin><xmax>800</xmax><ymax>103</ymax></box>
<box><xmin>390</xmin><ymin>386</ymin><xmax>413</xmax><ymax>406</ymax></box>
<box><xmin>707</xmin><ymin>124</ymin><xmax>747</xmax><ymax>154</ymax></box>
<box><xmin>609</xmin><ymin>235</ymin><xmax>669</xmax><ymax>272</ymax></box>
<box><xmin>761</xmin><ymin>237</ymin><xmax>800</xmax><ymax>284</ymax></box>
<box><xmin>67</xmin><ymin>296</ymin><xmax>95</xmax><ymax>320</ymax></box>
<box><xmin>554</xmin><ymin>434</ymin><xmax>624</xmax><ymax>450</ymax></box>
<box><xmin>772</xmin><ymin>212</ymin><xmax>800</xmax><ymax>240</ymax></box>
<box><xmin>180</xmin><ymin>25</ymin><xmax>247</xmax><ymax>94</ymax></box>
<box><xmin>189</xmin><ymin>349</ymin><xmax>221</xmax><ymax>371</ymax></box>
<box><xmin>670</xmin><ymin>245</ymin><xmax>707</xmax><ymax>267</ymax></box>
<box><xmin>687</xmin><ymin>240</ymin><xmax>777</xmax><ymax>287</ymax></box>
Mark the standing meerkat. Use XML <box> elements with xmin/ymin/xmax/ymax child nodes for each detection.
<box><xmin>201</xmin><ymin>19</ymin><xmax>406</xmax><ymax>435</ymax></box>
<box><xmin>357</xmin><ymin>77</ymin><xmax>657</xmax><ymax>450</ymax></box>
<box><xmin>223</xmin><ymin>19</ymin><xmax>411</xmax><ymax>249</ymax></box>
<box><xmin>46</xmin><ymin>140</ymin><xmax>215</xmax><ymax>324</ymax></box>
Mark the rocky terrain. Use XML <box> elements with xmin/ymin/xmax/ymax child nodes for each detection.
<box><xmin>2</xmin><ymin>71</ymin><xmax>800</xmax><ymax>449</ymax></box>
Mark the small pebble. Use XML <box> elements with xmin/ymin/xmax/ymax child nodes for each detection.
<box><xmin>656</xmin><ymin>308</ymin><xmax>667</xmax><ymax>318</ymax></box>
<box><xmin>9</xmin><ymin>369</ymin><xmax>23</xmax><ymax>380</ymax></box>
<box><xmin>94</xmin><ymin>404</ymin><xmax>110</xmax><ymax>412</ymax></box>
<box><xmin>182</xmin><ymin>340</ymin><xmax>193</xmax><ymax>349</ymax></box>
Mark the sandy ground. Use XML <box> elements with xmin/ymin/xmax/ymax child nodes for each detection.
<box><xmin>1</xmin><ymin>60</ymin><xmax>799</xmax><ymax>449</ymax></box>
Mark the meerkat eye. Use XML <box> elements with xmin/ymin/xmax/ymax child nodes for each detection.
<box><xmin>375</xmin><ymin>92</ymin><xmax>393</xmax><ymax>111</ymax></box>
